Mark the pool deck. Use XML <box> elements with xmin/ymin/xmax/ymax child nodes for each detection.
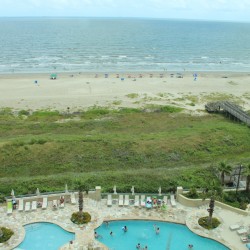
<box><xmin>0</xmin><ymin>197</ymin><xmax>249</xmax><ymax>250</ymax></box>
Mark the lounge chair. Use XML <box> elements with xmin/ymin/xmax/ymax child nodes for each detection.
<box><xmin>18</xmin><ymin>199</ymin><xmax>24</xmax><ymax>212</ymax></box>
<box><xmin>71</xmin><ymin>193</ymin><xmax>76</xmax><ymax>205</ymax></box>
<box><xmin>59</xmin><ymin>196</ymin><xmax>65</xmax><ymax>208</ymax></box>
<box><xmin>42</xmin><ymin>197</ymin><xmax>48</xmax><ymax>209</ymax></box>
<box><xmin>170</xmin><ymin>194</ymin><xmax>176</xmax><ymax>207</ymax></box>
<box><xmin>25</xmin><ymin>202</ymin><xmax>31</xmax><ymax>212</ymax></box>
<box><xmin>241</xmin><ymin>235</ymin><xmax>250</xmax><ymax>243</ymax></box>
<box><xmin>146</xmin><ymin>197</ymin><xmax>152</xmax><ymax>209</ymax></box>
<box><xmin>31</xmin><ymin>201</ymin><xmax>37</xmax><ymax>211</ymax></box>
<box><xmin>134</xmin><ymin>195</ymin><xmax>139</xmax><ymax>207</ymax></box>
<box><xmin>230</xmin><ymin>224</ymin><xmax>240</xmax><ymax>231</ymax></box>
<box><xmin>237</xmin><ymin>228</ymin><xmax>248</xmax><ymax>235</ymax></box>
<box><xmin>52</xmin><ymin>200</ymin><xmax>58</xmax><ymax>209</ymax></box>
<box><xmin>124</xmin><ymin>195</ymin><xmax>129</xmax><ymax>206</ymax></box>
<box><xmin>140</xmin><ymin>195</ymin><xmax>145</xmax><ymax>207</ymax></box>
<box><xmin>107</xmin><ymin>194</ymin><xmax>112</xmax><ymax>207</ymax></box>
<box><xmin>163</xmin><ymin>196</ymin><xmax>168</xmax><ymax>205</ymax></box>
<box><xmin>119</xmin><ymin>195</ymin><xmax>124</xmax><ymax>206</ymax></box>
<box><xmin>7</xmin><ymin>201</ymin><xmax>13</xmax><ymax>215</ymax></box>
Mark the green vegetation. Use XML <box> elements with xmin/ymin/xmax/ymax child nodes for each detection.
<box><xmin>70</xmin><ymin>212</ymin><xmax>91</xmax><ymax>225</ymax></box>
<box><xmin>0</xmin><ymin>106</ymin><xmax>250</xmax><ymax>197</ymax></box>
<box><xmin>0</xmin><ymin>227</ymin><xmax>14</xmax><ymax>243</ymax></box>
<box><xmin>198</xmin><ymin>217</ymin><xmax>221</xmax><ymax>230</ymax></box>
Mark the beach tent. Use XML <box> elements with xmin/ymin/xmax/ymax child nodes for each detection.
<box><xmin>50</xmin><ymin>73</ymin><xmax>57</xmax><ymax>80</ymax></box>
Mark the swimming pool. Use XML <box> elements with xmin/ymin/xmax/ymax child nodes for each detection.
<box><xmin>95</xmin><ymin>220</ymin><xmax>229</xmax><ymax>250</ymax></box>
<box><xmin>16</xmin><ymin>222</ymin><xmax>75</xmax><ymax>250</ymax></box>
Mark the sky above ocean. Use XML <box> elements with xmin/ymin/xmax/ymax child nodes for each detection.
<box><xmin>0</xmin><ymin>0</ymin><xmax>250</xmax><ymax>23</ymax></box>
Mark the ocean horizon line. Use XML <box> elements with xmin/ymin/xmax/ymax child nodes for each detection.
<box><xmin>0</xmin><ymin>16</ymin><xmax>249</xmax><ymax>24</ymax></box>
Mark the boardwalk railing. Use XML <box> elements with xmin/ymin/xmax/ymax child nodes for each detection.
<box><xmin>205</xmin><ymin>101</ymin><xmax>250</xmax><ymax>126</ymax></box>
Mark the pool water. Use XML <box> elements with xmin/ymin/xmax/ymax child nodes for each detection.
<box><xmin>16</xmin><ymin>222</ymin><xmax>75</xmax><ymax>250</ymax></box>
<box><xmin>95</xmin><ymin>220</ymin><xmax>229</xmax><ymax>250</ymax></box>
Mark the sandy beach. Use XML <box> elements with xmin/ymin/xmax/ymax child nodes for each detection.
<box><xmin>0</xmin><ymin>72</ymin><xmax>249</xmax><ymax>112</ymax></box>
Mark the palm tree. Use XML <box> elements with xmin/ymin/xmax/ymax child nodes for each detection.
<box><xmin>242</xmin><ymin>164</ymin><xmax>250</xmax><ymax>192</ymax></box>
<box><xmin>202</xmin><ymin>180</ymin><xmax>222</xmax><ymax>226</ymax></box>
<box><xmin>217</xmin><ymin>161</ymin><xmax>232</xmax><ymax>186</ymax></box>
<box><xmin>75</xmin><ymin>181</ymin><xmax>85</xmax><ymax>212</ymax></box>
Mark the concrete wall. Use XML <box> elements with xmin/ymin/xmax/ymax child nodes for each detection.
<box><xmin>177</xmin><ymin>186</ymin><xmax>249</xmax><ymax>216</ymax></box>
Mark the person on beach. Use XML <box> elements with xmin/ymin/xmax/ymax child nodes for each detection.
<box><xmin>156</xmin><ymin>227</ymin><xmax>160</xmax><ymax>234</ymax></box>
<box><xmin>122</xmin><ymin>225</ymin><xmax>128</xmax><ymax>232</ymax></box>
<box><xmin>110</xmin><ymin>231</ymin><xmax>113</xmax><ymax>236</ymax></box>
<box><xmin>188</xmin><ymin>244</ymin><xmax>193</xmax><ymax>249</ymax></box>
<box><xmin>104</xmin><ymin>221</ymin><xmax>109</xmax><ymax>227</ymax></box>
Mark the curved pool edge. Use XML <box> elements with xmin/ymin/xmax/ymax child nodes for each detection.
<box><xmin>94</xmin><ymin>216</ymin><xmax>232</xmax><ymax>250</ymax></box>
<box><xmin>11</xmin><ymin>220</ymin><xmax>76</xmax><ymax>250</ymax></box>
<box><xmin>185</xmin><ymin>210</ymin><xmax>233</xmax><ymax>250</ymax></box>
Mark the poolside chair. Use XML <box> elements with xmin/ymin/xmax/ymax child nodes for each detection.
<box><xmin>31</xmin><ymin>201</ymin><xmax>37</xmax><ymax>211</ymax></box>
<box><xmin>230</xmin><ymin>224</ymin><xmax>240</xmax><ymax>231</ymax></box>
<box><xmin>42</xmin><ymin>197</ymin><xmax>48</xmax><ymax>209</ymax></box>
<box><xmin>124</xmin><ymin>195</ymin><xmax>129</xmax><ymax>206</ymax></box>
<box><xmin>241</xmin><ymin>235</ymin><xmax>250</xmax><ymax>243</ymax></box>
<box><xmin>146</xmin><ymin>197</ymin><xmax>152</xmax><ymax>209</ymax></box>
<box><xmin>237</xmin><ymin>228</ymin><xmax>248</xmax><ymax>235</ymax></box>
<box><xmin>118</xmin><ymin>195</ymin><xmax>124</xmax><ymax>206</ymax></box>
<box><xmin>7</xmin><ymin>201</ymin><xmax>13</xmax><ymax>215</ymax></box>
<box><xmin>59</xmin><ymin>196</ymin><xmax>65</xmax><ymax>208</ymax></box>
<box><xmin>170</xmin><ymin>194</ymin><xmax>176</xmax><ymax>207</ymax></box>
<box><xmin>25</xmin><ymin>201</ymin><xmax>31</xmax><ymax>212</ymax></box>
<box><xmin>18</xmin><ymin>199</ymin><xmax>24</xmax><ymax>212</ymax></box>
<box><xmin>107</xmin><ymin>194</ymin><xmax>112</xmax><ymax>207</ymax></box>
<box><xmin>134</xmin><ymin>195</ymin><xmax>139</xmax><ymax>207</ymax></box>
<box><xmin>52</xmin><ymin>200</ymin><xmax>58</xmax><ymax>210</ymax></box>
<box><xmin>140</xmin><ymin>195</ymin><xmax>145</xmax><ymax>207</ymax></box>
<box><xmin>71</xmin><ymin>193</ymin><xmax>76</xmax><ymax>205</ymax></box>
<box><xmin>163</xmin><ymin>196</ymin><xmax>168</xmax><ymax>205</ymax></box>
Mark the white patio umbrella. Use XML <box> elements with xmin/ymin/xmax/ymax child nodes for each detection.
<box><xmin>131</xmin><ymin>186</ymin><xmax>135</xmax><ymax>195</ymax></box>
<box><xmin>113</xmin><ymin>185</ymin><xmax>117</xmax><ymax>194</ymax></box>
<box><xmin>158</xmin><ymin>187</ymin><xmax>162</xmax><ymax>195</ymax></box>
<box><xmin>36</xmin><ymin>188</ymin><xmax>40</xmax><ymax>196</ymax></box>
<box><xmin>11</xmin><ymin>189</ymin><xmax>15</xmax><ymax>197</ymax></box>
<box><xmin>65</xmin><ymin>184</ymin><xmax>69</xmax><ymax>193</ymax></box>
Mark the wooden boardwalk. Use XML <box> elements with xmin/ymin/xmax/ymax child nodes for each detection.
<box><xmin>205</xmin><ymin>101</ymin><xmax>250</xmax><ymax>126</ymax></box>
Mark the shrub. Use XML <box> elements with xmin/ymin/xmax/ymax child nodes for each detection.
<box><xmin>19</xmin><ymin>110</ymin><xmax>30</xmax><ymax>116</ymax></box>
<box><xmin>71</xmin><ymin>212</ymin><xmax>91</xmax><ymax>225</ymax></box>
<box><xmin>185</xmin><ymin>188</ymin><xmax>199</xmax><ymax>199</ymax></box>
<box><xmin>0</xmin><ymin>227</ymin><xmax>14</xmax><ymax>243</ymax></box>
<box><xmin>198</xmin><ymin>216</ymin><xmax>221</xmax><ymax>230</ymax></box>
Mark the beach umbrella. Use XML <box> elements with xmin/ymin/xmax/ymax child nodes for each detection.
<box><xmin>113</xmin><ymin>185</ymin><xmax>117</xmax><ymax>194</ymax></box>
<box><xmin>131</xmin><ymin>186</ymin><xmax>135</xmax><ymax>195</ymax></box>
<box><xmin>65</xmin><ymin>184</ymin><xmax>69</xmax><ymax>193</ymax></box>
<box><xmin>11</xmin><ymin>189</ymin><xmax>15</xmax><ymax>197</ymax></box>
<box><xmin>158</xmin><ymin>187</ymin><xmax>162</xmax><ymax>195</ymax></box>
<box><xmin>36</xmin><ymin>188</ymin><xmax>40</xmax><ymax>196</ymax></box>
<box><xmin>50</xmin><ymin>73</ymin><xmax>57</xmax><ymax>80</ymax></box>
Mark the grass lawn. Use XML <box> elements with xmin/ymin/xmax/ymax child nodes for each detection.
<box><xmin>0</xmin><ymin>106</ymin><xmax>249</xmax><ymax>197</ymax></box>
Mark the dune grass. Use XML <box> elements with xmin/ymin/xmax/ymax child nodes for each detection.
<box><xmin>0</xmin><ymin>106</ymin><xmax>249</xmax><ymax>197</ymax></box>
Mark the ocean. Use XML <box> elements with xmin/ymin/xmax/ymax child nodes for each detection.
<box><xmin>0</xmin><ymin>17</ymin><xmax>250</xmax><ymax>73</ymax></box>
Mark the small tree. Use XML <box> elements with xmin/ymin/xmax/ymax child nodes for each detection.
<box><xmin>71</xmin><ymin>180</ymin><xmax>91</xmax><ymax>225</ymax></box>
<box><xmin>217</xmin><ymin>161</ymin><xmax>232</xmax><ymax>186</ymax></box>
<box><xmin>201</xmin><ymin>180</ymin><xmax>222</xmax><ymax>227</ymax></box>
